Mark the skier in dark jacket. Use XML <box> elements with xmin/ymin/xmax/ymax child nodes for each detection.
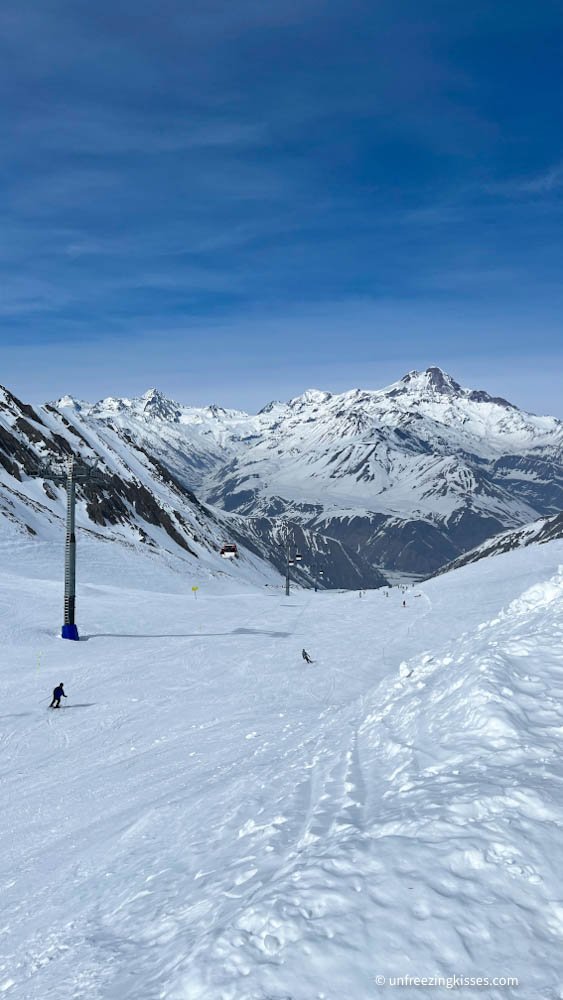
<box><xmin>50</xmin><ymin>683</ymin><xmax>67</xmax><ymax>709</ymax></box>
<box><xmin>302</xmin><ymin>649</ymin><xmax>313</xmax><ymax>664</ymax></box>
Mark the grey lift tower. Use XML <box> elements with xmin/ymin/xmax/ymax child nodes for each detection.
<box><xmin>31</xmin><ymin>456</ymin><xmax>104</xmax><ymax>640</ymax></box>
<box><xmin>281</xmin><ymin>520</ymin><xmax>302</xmax><ymax>597</ymax></box>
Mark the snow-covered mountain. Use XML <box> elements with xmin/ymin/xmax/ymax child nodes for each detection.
<box><xmin>53</xmin><ymin>368</ymin><xmax>563</xmax><ymax>577</ymax></box>
<box><xmin>0</xmin><ymin>384</ymin><xmax>260</xmax><ymax>582</ymax></box>
<box><xmin>0</xmin><ymin>385</ymin><xmax>385</xmax><ymax>591</ymax></box>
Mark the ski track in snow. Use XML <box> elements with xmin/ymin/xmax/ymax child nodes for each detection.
<box><xmin>1</xmin><ymin>536</ymin><xmax>563</xmax><ymax>998</ymax></box>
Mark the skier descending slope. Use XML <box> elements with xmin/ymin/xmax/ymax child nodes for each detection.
<box><xmin>302</xmin><ymin>648</ymin><xmax>313</xmax><ymax>664</ymax></box>
<box><xmin>49</xmin><ymin>682</ymin><xmax>67</xmax><ymax>709</ymax></box>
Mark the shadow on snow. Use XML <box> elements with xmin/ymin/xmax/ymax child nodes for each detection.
<box><xmin>81</xmin><ymin>628</ymin><xmax>291</xmax><ymax>640</ymax></box>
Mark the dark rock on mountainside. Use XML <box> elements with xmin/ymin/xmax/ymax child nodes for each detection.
<box><xmin>436</xmin><ymin>511</ymin><xmax>563</xmax><ymax>575</ymax></box>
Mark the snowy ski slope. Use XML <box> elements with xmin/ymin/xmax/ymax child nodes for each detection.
<box><xmin>1</xmin><ymin>526</ymin><xmax>563</xmax><ymax>999</ymax></box>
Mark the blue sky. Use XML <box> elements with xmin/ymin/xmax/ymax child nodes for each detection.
<box><xmin>1</xmin><ymin>0</ymin><xmax>562</xmax><ymax>414</ymax></box>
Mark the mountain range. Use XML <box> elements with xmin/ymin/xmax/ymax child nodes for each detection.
<box><xmin>0</xmin><ymin>367</ymin><xmax>561</xmax><ymax>585</ymax></box>
<box><xmin>0</xmin><ymin>385</ymin><xmax>381</xmax><ymax>591</ymax></box>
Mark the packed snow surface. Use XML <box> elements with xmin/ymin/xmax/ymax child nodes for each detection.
<box><xmin>1</xmin><ymin>529</ymin><xmax>563</xmax><ymax>999</ymax></box>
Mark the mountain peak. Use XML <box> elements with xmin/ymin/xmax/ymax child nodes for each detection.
<box><xmin>140</xmin><ymin>388</ymin><xmax>170</xmax><ymax>405</ymax></box>
<box><xmin>400</xmin><ymin>367</ymin><xmax>462</xmax><ymax>395</ymax></box>
<box><xmin>304</xmin><ymin>388</ymin><xmax>332</xmax><ymax>405</ymax></box>
<box><xmin>138</xmin><ymin>389</ymin><xmax>181</xmax><ymax>421</ymax></box>
<box><xmin>55</xmin><ymin>394</ymin><xmax>86</xmax><ymax>411</ymax></box>
<box><xmin>0</xmin><ymin>386</ymin><xmax>18</xmax><ymax>410</ymax></box>
<box><xmin>288</xmin><ymin>389</ymin><xmax>332</xmax><ymax>409</ymax></box>
<box><xmin>258</xmin><ymin>400</ymin><xmax>283</xmax><ymax>415</ymax></box>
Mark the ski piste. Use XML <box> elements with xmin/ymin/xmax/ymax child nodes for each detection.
<box><xmin>2</xmin><ymin>525</ymin><xmax>563</xmax><ymax>999</ymax></box>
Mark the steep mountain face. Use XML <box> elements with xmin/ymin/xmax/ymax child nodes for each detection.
<box><xmin>0</xmin><ymin>386</ymin><xmax>385</xmax><ymax>591</ymax></box>
<box><xmin>53</xmin><ymin>369</ymin><xmax>562</xmax><ymax>577</ymax></box>
<box><xmin>436</xmin><ymin>511</ymin><xmax>563</xmax><ymax>575</ymax></box>
<box><xmin>0</xmin><ymin>385</ymin><xmax>236</xmax><ymax>566</ymax></box>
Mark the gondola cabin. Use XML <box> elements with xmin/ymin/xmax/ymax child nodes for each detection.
<box><xmin>220</xmin><ymin>543</ymin><xmax>238</xmax><ymax>559</ymax></box>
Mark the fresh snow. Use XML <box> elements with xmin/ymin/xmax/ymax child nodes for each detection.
<box><xmin>1</xmin><ymin>524</ymin><xmax>563</xmax><ymax>998</ymax></box>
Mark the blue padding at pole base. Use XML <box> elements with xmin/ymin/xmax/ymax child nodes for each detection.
<box><xmin>61</xmin><ymin>624</ymin><xmax>80</xmax><ymax>641</ymax></box>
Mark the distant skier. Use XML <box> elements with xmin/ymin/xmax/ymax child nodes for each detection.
<box><xmin>49</xmin><ymin>682</ymin><xmax>67</xmax><ymax>709</ymax></box>
<box><xmin>402</xmin><ymin>600</ymin><xmax>406</xmax><ymax>608</ymax></box>
<box><xmin>302</xmin><ymin>649</ymin><xmax>313</xmax><ymax>664</ymax></box>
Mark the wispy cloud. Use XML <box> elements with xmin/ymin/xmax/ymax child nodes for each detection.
<box><xmin>485</xmin><ymin>163</ymin><xmax>563</xmax><ymax>198</ymax></box>
<box><xmin>15</xmin><ymin>107</ymin><xmax>267</xmax><ymax>157</ymax></box>
<box><xmin>0</xmin><ymin>0</ymin><xmax>562</xmax><ymax>413</ymax></box>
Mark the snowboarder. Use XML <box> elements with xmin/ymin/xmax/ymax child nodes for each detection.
<box><xmin>49</xmin><ymin>682</ymin><xmax>67</xmax><ymax>709</ymax></box>
<box><xmin>302</xmin><ymin>649</ymin><xmax>313</xmax><ymax>664</ymax></box>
